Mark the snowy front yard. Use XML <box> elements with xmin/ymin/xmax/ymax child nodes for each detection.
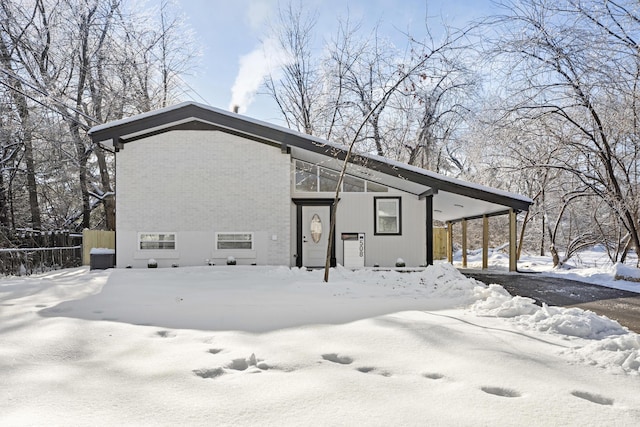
<box><xmin>1</xmin><ymin>264</ymin><xmax>639</xmax><ymax>426</ymax></box>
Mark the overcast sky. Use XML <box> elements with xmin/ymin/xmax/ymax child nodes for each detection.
<box><xmin>174</xmin><ymin>0</ymin><xmax>498</xmax><ymax>122</ymax></box>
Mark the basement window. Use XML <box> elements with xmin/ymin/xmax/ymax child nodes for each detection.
<box><xmin>216</xmin><ymin>233</ymin><xmax>253</xmax><ymax>250</ymax></box>
<box><xmin>139</xmin><ymin>233</ymin><xmax>176</xmax><ymax>250</ymax></box>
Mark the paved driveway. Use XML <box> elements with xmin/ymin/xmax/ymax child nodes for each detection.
<box><xmin>462</xmin><ymin>270</ymin><xmax>640</xmax><ymax>333</ymax></box>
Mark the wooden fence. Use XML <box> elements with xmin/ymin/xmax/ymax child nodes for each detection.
<box><xmin>82</xmin><ymin>229</ymin><xmax>115</xmax><ymax>265</ymax></box>
<box><xmin>433</xmin><ymin>228</ymin><xmax>447</xmax><ymax>260</ymax></box>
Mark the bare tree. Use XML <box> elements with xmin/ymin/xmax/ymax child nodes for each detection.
<box><xmin>482</xmin><ymin>0</ymin><xmax>640</xmax><ymax>265</ymax></box>
<box><xmin>323</xmin><ymin>28</ymin><xmax>473</xmax><ymax>281</ymax></box>
<box><xmin>264</xmin><ymin>2</ymin><xmax>319</xmax><ymax>135</ymax></box>
<box><xmin>0</xmin><ymin>3</ymin><xmax>42</xmax><ymax>229</ymax></box>
<box><xmin>0</xmin><ymin>0</ymin><xmax>198</xmax><ymax>231</ymax></box>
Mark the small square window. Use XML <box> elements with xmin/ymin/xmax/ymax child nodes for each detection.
<box><xmin>374</xmin><ymin>197</ymin><xmax>401</xmax><ymax>235</ymax></box>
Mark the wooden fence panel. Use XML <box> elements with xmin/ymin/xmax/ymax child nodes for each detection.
<box><xmin>82</xmin><ymin>229</ymin><xmax>115</xmax><ymax>265</ymax></box>
<box><xmin>433</xmin><ymin>228</ymin><xmax>447</xmax><ymax>260</ymax></box>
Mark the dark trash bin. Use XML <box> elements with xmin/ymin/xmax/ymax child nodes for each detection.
<box><xmin>90</xmin><ymin>248</ymin><xmax>115</xmax><ymax>270</ymax></box>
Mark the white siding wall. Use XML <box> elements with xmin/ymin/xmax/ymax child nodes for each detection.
<box><xmin>334</xmin><ymin>192</ymin><xmax>426</xmax><ymax>267</ymax></box>
<box><xmin>116</xmin><ymin>130</ymin><xmax>291</xmax><ymax>267</ymax></box>
<box><xmin>290</xmin><ymin>185</ymin><xmax>427</xmax><ymax>267</ymax></box>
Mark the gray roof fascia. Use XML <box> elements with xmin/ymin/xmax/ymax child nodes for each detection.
<box><xmin>88</xmin><ymin>102</ymin><xmax>533</xmax><ymax>212</ymax></box>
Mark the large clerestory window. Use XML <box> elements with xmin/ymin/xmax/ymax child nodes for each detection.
<box><xmin>294</xmin><ymin>160</ymin><xmax>388</xmax><ymax>193</ymax></box>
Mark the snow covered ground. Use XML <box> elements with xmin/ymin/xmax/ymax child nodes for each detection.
<box><xmin>1</xmin><ymin>261</ymin><xmax>640</xmax><ymax>426</ymax></box>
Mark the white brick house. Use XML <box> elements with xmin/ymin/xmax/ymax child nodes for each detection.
<box><xmin>89</xmin><ymin>102</ymin><xmax>532</xmax><ymax>269</ymax></box>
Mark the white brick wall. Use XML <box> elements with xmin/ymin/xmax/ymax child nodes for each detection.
<box><xmin>116</xmin><ymin>130</ymin><xmax>291</xmax><ymax>267</ymax></box>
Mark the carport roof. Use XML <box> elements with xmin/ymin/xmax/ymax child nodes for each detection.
<box><xmin>88</xmin><ymin>102</ymin><xmax>532</xmax><ymax>222</ymax></box>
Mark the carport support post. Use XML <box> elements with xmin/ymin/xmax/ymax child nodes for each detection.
<box><xmin>461</xmin><ymin>219</ymin><xmax>468</xmax><ymax>268</ymax></box>
<box><xmin>509</xmin><ymin>209</ymin><xmax>517</xmax><ymax>272</ymax></box>
<box><xmin>447</xmin><ymin>221</ymin><xmax>453</xmax><ymax>264</ymax></box>
<box><xmin>482</xmin><ymin>215</ymin><xmax>489</xmax><ymax>270</ymax></box>
<box><xmin>426</xmin><ymin>195</ymin><xmax>434</xmax><ymax>265</ymax></box>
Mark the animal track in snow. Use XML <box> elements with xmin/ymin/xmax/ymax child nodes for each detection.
<box><xmin>156</xmin><ymin>330</ymin><xmax>176</xmax><ymax>338</ymax></box>
<box><xmin>322</xmin><ymin>353</ymin><xmax>353</xmax><ymax>365</ymax></box>
<box><xmin>422</xmin><ymin>373</ymin><xmax>444</xmax><ymax>380</ymax></box>
<box><xmin>571</xmin><ymin>391</ymin><xmax>614</xmax><ymax>406</ymax></box>
<box><xmin>481</xmin><ymin>386</ymin><xmax>521</xmax><ymax>398</ymax></box>
<box><xmin>208</xmin><ymin>348</ymin><xmax>223</xmax><ymax>355</ymax></box>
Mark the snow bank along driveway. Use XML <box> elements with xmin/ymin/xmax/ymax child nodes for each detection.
<box><xmin>1</xmin><ymin>265</ymin><xmax>640</xmax><ymax>426</ymax></box>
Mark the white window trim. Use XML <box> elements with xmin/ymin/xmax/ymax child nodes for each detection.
<box><xmin>137</xmin><ymin>232</ymin><xmax>177</xmax><ymax>250</ymax></box>
<box><xmin>215</xmin><ymin>232</ymin><xmax>254</xmax><ymax>250</ymax></box>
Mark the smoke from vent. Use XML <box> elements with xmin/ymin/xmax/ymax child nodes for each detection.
<box><xmin>228</xmin><ymin>37</ymin><xmax>291</xmax><ymax>114</ymax></box>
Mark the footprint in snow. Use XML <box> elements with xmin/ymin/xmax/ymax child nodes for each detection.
<box><xmin>227</xmin><ymin>358</ymin><xmax>250</xmax><ymax>371</ymax></box>
<box><xmin>195</xmin><ymin>354</ymin><xmax>269</xmax><ymax>379</ymax></box>
<box><xmin>322</xmin><ymin>353</ymin><xmax>353</xmax><ymax>365</ymax></box>
<box><xmin>356</xmin><ymin>367</ymin><xmax>392</xmax><ymax>377</ymax></box>
<box><xmin>208</xmin><ymin>348</ymin><xmax>223</xmax><ymax>355</ymax></box>
<box><xmin>156</xmin><ymin>330</ymin><xmax>176</xmax><ymax>338</ymax></box>
<box><xmin>193</xmin><ymin>368</ymin><xmax>225</xmax><ymax>379</ymax></box>
<box><xmin>481</xmin><ymin>386</ymin><xmax>521</xmax><ymax>398</ymax></box>
<box><xmin>571</xmin><ymin>390</ymin><xmax>614</xmax><ymax>406</ymax></box>
<box><xmin>422</xmin><ymin>372</ymin><xmax>445</xmax><ymax>380</ymax></box>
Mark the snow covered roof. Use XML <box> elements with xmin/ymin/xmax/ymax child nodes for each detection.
<box><xmin>88</xmin><ymin>102</ymin><xmax>532</xmax><ymax>221</ymax></box>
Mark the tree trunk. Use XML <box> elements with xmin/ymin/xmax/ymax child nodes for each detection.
<box><xmin>94</xmin><ymin>146</ymin><xmax>115</xmax><ymax>230</ymax></box>
<box><xmin>0</xmin><ymin>37</ymin><xmax>42</xmax><ymax>229</ymax></box>
<box><xmin>69</xmin><ymin>123</ymin><xmax>91</xmax><ymax>229</ymax></box>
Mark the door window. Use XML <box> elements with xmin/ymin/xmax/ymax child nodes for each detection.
<box><xmin>310</xmin><ymin>214</ymin><xmax>322</xmax><ymax>243</ymax></box>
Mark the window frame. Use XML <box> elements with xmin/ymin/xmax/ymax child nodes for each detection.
<box><xmin>294</xmin><ymin>160</ymin><xmax>319</xmax><ymax>192</ymax></box>
<box><xmin>366</xmin><ymin>180</ymin><xmax>388</xmax><ymax>193</ymax></box>
<box><xmin>138</xmin><ymin>232</ymin><xmax>176</xmax><ymax>250</ymax></box>
<box><xmin>215</xmin><ymin>232</ymin><xmax>254</xmax><ymax>250</ymax></box>
<box><xmin>294</xmin><ymin>159</ymin><xmax>389</xmax><ymax>193</ymax></box>
<box><xmin>374</xmin><ymin>197</ymin><xmax>402</xmax><ymax>236</ymax></box>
